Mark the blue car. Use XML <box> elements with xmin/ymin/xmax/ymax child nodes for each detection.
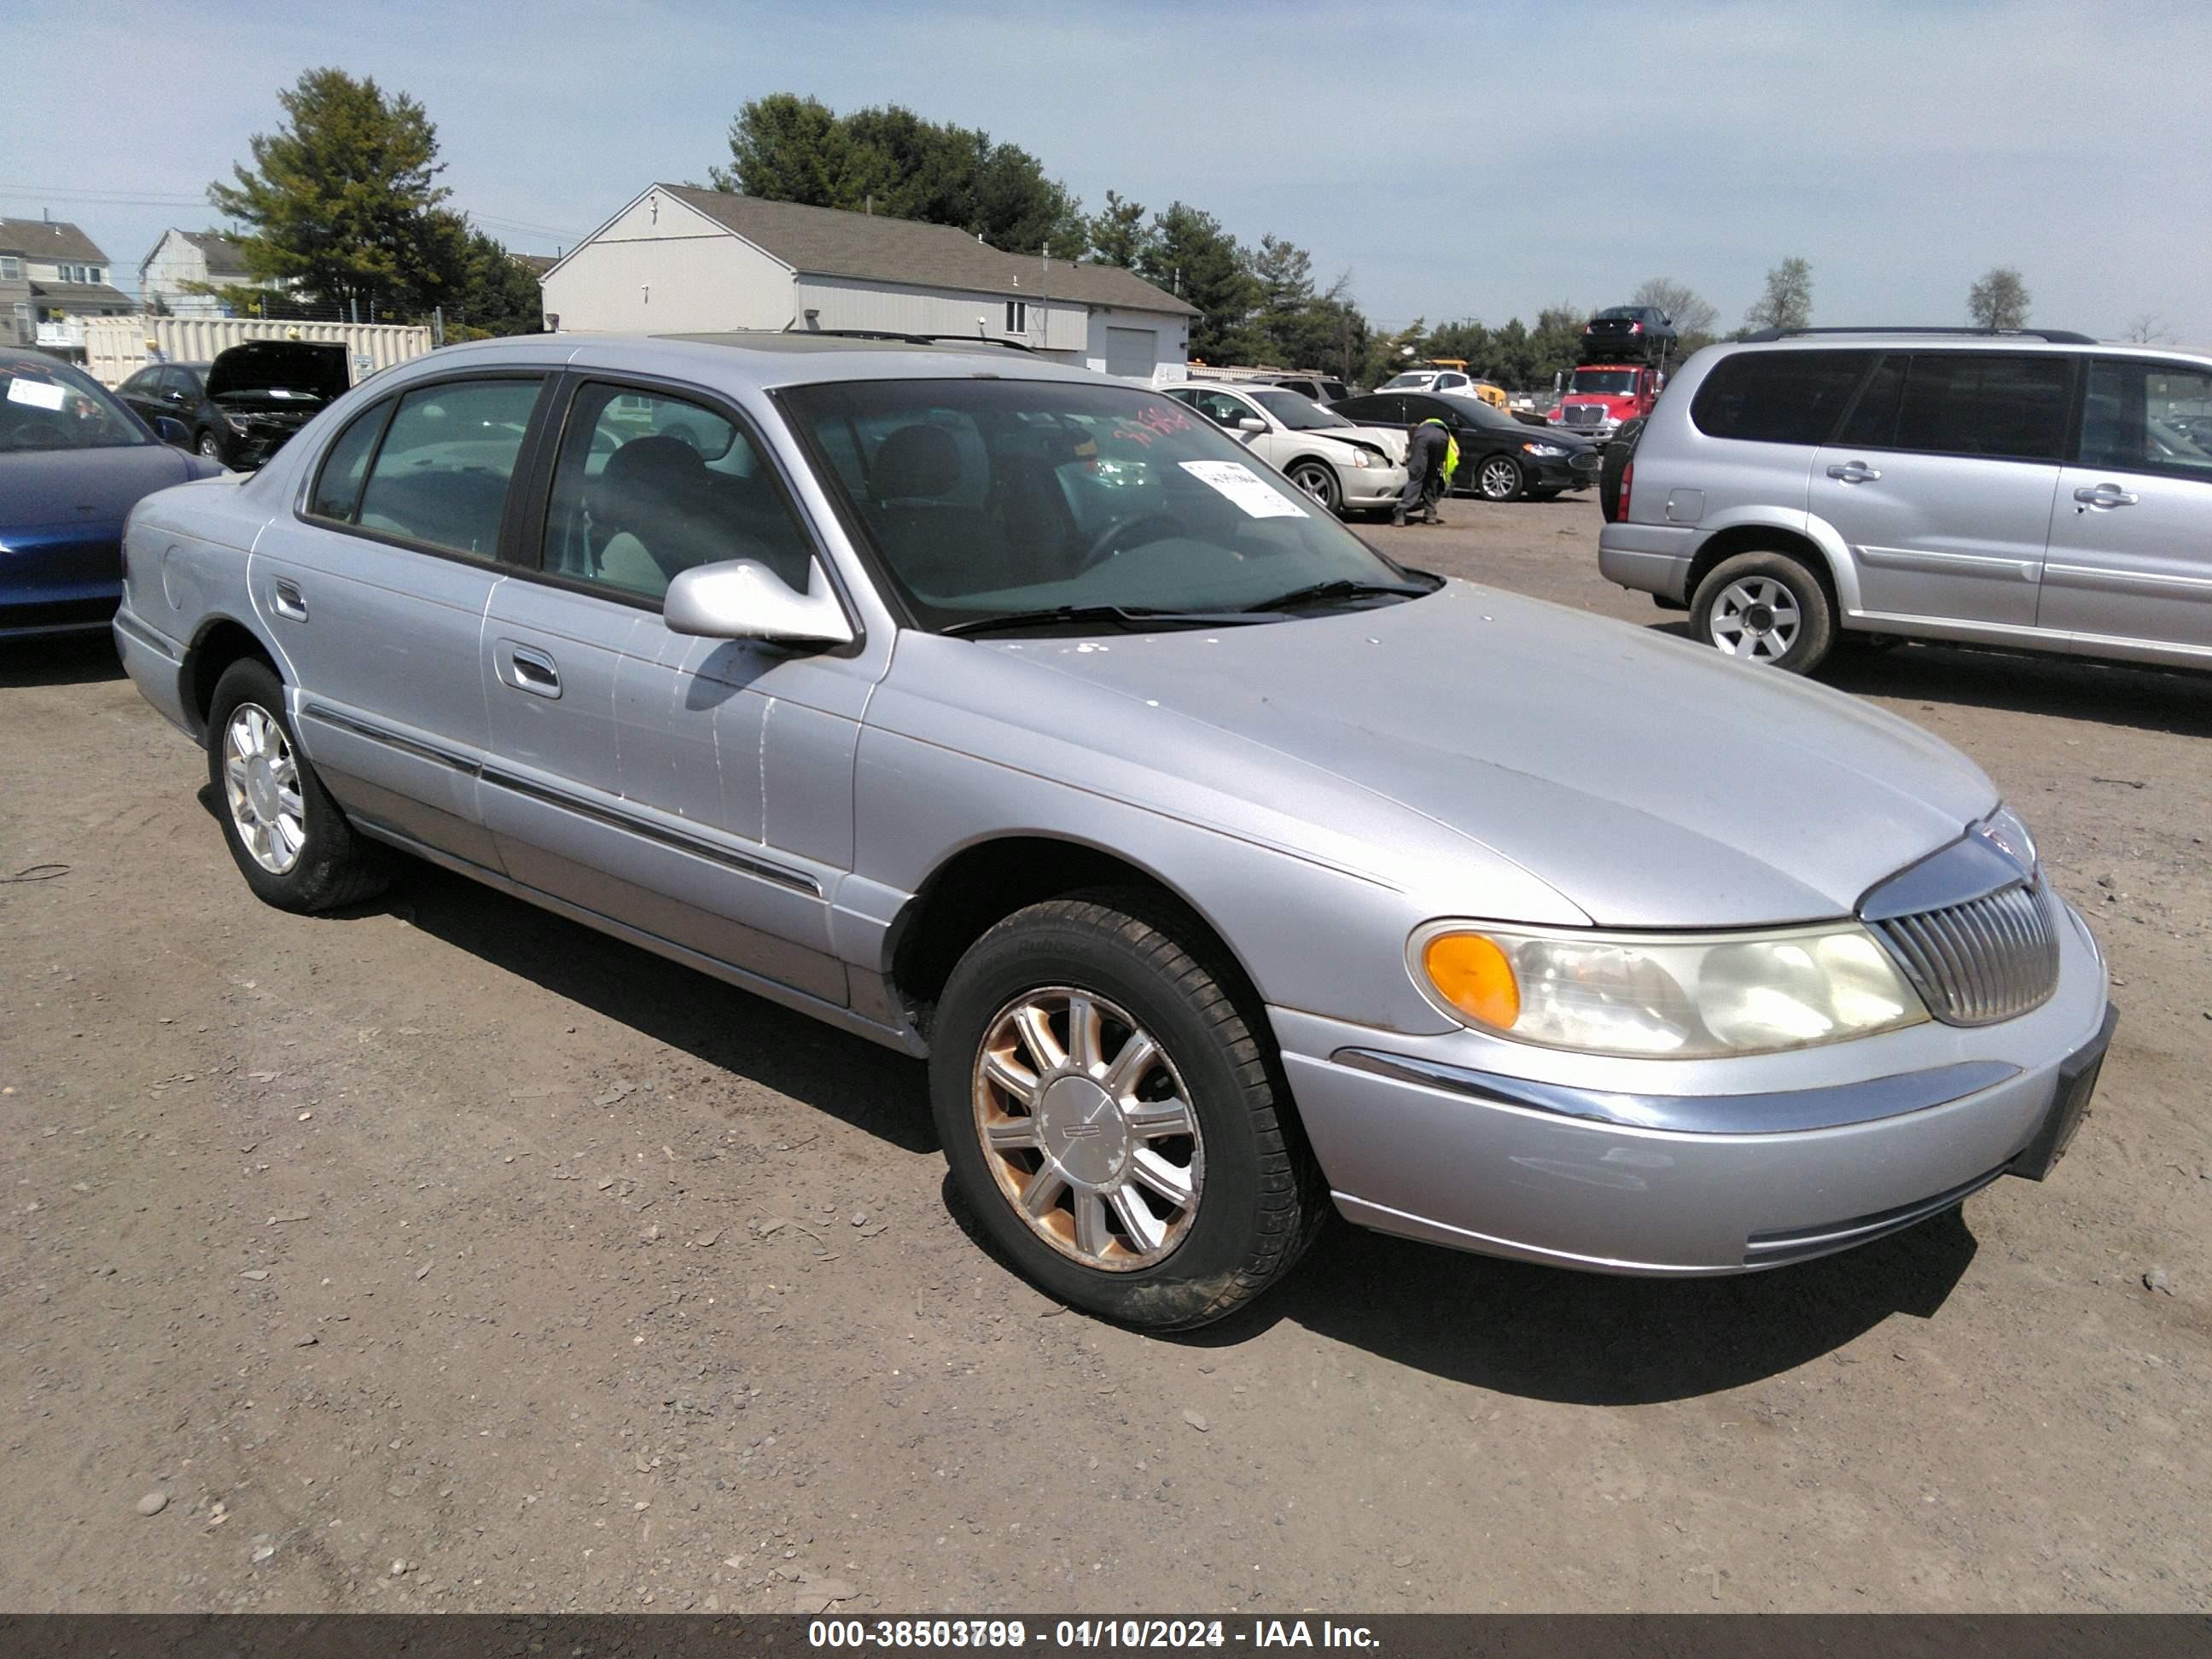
<box><xmin>1</xmin><ymin>346</ymin><xmax>225</xmax><ymax>639</ymax></box>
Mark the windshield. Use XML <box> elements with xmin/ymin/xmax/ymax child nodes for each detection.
<box><xmin>1438</xmin><ymin>395</ymin><xmax>1519</xmax><ymax>430</ymax></box>
<box><xmin>0</xmin><ymin>358</ymin><xmax>150</xmax><ymax>453</ymax></box>
<box><xmin>1569</xmin><ymin>370</ymin><xmax>1638</xmax><ymax>395</ymax></box>
<box><xmin>785</xmin><ymin>378</ymin><xmax>1419</xmax><ymax>632</ymax></box>
<box><xmin>1249</xmin><ymin>388</ymin><xmax>1353</xmax><ymax>430</ymax></box>
<box><xmin>1380</xmin><ymin>372</ymin><xmax>1435</xmax><ymax>389</ymax></box>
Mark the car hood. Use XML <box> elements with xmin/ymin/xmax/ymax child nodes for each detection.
<box><xmin>1298</xmin><ymin>426</ymin><xmax>1405</xmax><ymax>464</ymax></box>
<box><xmin>0</xmin><ymin>442</ymin><xmax>199</xmax><ymax>533</ymax></box>
<box><xmin>970</xmin><ymin>582</ymin><xmax>1996</xmax><ymax>928</ymax></box>
<box><xmin>206</xmin><ymin>341</ymin><xmax>351</xmax><ymax>403</ymax></box>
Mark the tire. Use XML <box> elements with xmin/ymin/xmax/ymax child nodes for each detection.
<box><xmin>195</xmin><ymin>430</ymin><xmax>220</xmax><ymax>460</ymax></box>
<box><xmin>928</xmin><ymin>892</ymin><xmax>1324</xmax><ymax>1330</ymax></box>
<box><xmin>1286</xmin><ymin>459</ymin><xmax>1341</xmax><ymax>515</ymax></box>
<box><xmin>1476</xmin><ymin>453</ymin><xmax>1524</xmax><ymax>501</ymax></box>
<box><xmin>206</xmin><ymin>658</ymin><xmax>387</xmax><ymax>911</ymax></box>
<box><xmin>1689</xmin><ymin>550</ymin><xmax>1835</xmax><ymax>673</ymax></box>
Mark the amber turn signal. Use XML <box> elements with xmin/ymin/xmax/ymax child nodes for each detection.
<box><xmin>1422</xmin><ymin>933</ymin><xmax>1521</xmax><ymax>1030</ymax></box>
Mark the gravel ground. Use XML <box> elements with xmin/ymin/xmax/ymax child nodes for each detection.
<box><xmin>3</xmin><ymin>493</ymin><xmax>2207</xmax><ymax>1615</ymax></box>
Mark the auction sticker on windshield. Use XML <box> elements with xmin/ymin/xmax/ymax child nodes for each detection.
<box><xmin>1179</xmin><ymin>460</ymin><xmax>1309</xmax><ymax>518</ymax></box>
<box><xmin>7</xmin><ymin>376</ymin><xmax>66</xmax><ymax>410</ymax></box>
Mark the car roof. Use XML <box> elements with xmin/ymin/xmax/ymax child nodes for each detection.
<box><xmin>1722</xmin><ymin>329</ymin><xmax>2207</xmax><ymax>364</ymax></box>
<box><xmin>382</xmin><ymin>330</ymin><xmax>1116</xmax><ymax>395</ymax></box>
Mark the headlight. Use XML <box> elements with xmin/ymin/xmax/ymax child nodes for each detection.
<box><xmin>1413</xmin><ymin>920</ymin><xmax>1928</xmax><ymax>1058</ymax></box>
<box><xmin>1348</xmin><ymin>450</ymin><xmax>1373</xmax><ymax>468</ymax></box>
<box><xmin>222</xmin><ymin>411</ymin><xmax>250</xmax><ymax>433</ymax></box>
<box><xmin>1521</xmin><ymin>442</ymin><xmax>1567</xmax><ymax>457</ymax></box>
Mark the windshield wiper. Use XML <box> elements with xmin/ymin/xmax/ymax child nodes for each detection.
<box><xmin>1238</xmin><ymin>578</ymin><xmax>1437</xmax><ymax>614</ymax></box>
<box><xmin>941</xmin><ymin>604</ymin><xmax>1275</xmax><ymax>638</ymax></box>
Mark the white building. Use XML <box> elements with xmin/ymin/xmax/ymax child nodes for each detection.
<box><xmin>138</xmin><ymin>229</ymin><xmax>259</xmax><ymax>316</ymax></box>
<box><xmin>540</xmin><ymin>184</ymin><xmax>1196</xmax><ymax>379</ymax></box>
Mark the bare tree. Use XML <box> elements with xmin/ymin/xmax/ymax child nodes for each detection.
<box><xmin>1629</xmin><ymin>276</ymin><xmax>1716</xmax><ymax>338</ymax></box>
<box><xmin>1744</xmin><ymin>258</ymin><xmax>1813</xmax><ymax>332</ymax></box>
<box><xmin>2125</xmin><ymin>312</ymin><xmax>2175</xmax><ymax>344</ymax></box>
<box><xmin>1967</xmin><ymin>267</ymin><xmax>2031</xmax><ymax>330</ymax></box>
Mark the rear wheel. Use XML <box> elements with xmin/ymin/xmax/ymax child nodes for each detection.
<box><xmin>1690</xmin><ymin>550</ymin><xmax>1835</xmax><ymax>673</ymax></box>
<box><xmin>206</xmin><ymin>659</ymin><xmax>387</xmax><ymax>911</ymax></box>
<box><xmin>1286</xmin><ymin>460</ymin><xmax>1341</xmax><ymax>515</ymax></box>
<box><xmin>1476</xmin><ymin>454</ymin><xmax>1524</xmax><ymax>501</ymax></box>
<box><xmin>929</xmin><ymin>893</ymin><xmax>1324</xmax><ymax>1330</ymax></box>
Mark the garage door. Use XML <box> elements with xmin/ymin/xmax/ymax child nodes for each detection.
<box><xmin>1103</xmin><ymin>326</ymin><xmax>1158</xmax><ymax>379</ymax></box>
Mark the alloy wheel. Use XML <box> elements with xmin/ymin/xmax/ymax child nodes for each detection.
<box><xmin>1708</xmin><ymin>576</ymin><xmax>1802</xmax><ymax>662</ymax></box>
<box><xmin>971</xmin><ymin>986</ymin><xmax>1203</xmax><ymax>1271</ymax></box>
<box><xmin>1479</xmin><ymin>457</ymin><xmax>1520</xmax><ymax>500</ymax></box>
<box><xmin>1289</xmin><ymin>463</ymin><xmax>1337</xmax><ymax>511</ymax></box>
<box><xmin>222</xmin><ymin>702</ymin><xmax>307</xmax><ymax>874</ymax></box>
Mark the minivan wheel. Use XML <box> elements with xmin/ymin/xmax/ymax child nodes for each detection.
<box><xmin>206</xmin><ymin>659</ymin><xmax>387</xmax><ymax>912</ymax></box>
<box><xmin>1286</xmin><ymin>460</ymin><xmax>1340</xmax><ymax>515</ymax></box>
<box><xmin>1691</xmin><ymin>550</ymin><xmax>1834</xmax><ymax>673</ymax></box>
<box><xmin>1476</xmin><ymin>455</ymin><xmax>1524</xmax><ymax>501</ymax></box>
<box><xmin>929</xmin><ymin>893</ymin><xmax>1324</xmax><ymax>1330</ymax></box>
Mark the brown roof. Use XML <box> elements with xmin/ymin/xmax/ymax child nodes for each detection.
<box><xmin>176</xmin><ymin>230</ymin><xmax>250</xmax><ymax>276</ymax></box>
<box><xmin>510</xmin><ymin>253</ymin><xmax>557</xmax><ymax>277</ymax></box>
<box><xmin>29</xmin><ymin>279</ymin><xmax>134</xmax><ymax>311</ymax></box>
<box><xmin>0</xmin><ymin>217</ymin><xmax>111</xmax><ymax>264</ymax></box>
<box><xmin>656</xmin><ymin>185</ymin><xmax>1196</xmax><ymax>317</ymax></box>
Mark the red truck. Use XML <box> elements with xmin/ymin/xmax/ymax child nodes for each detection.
<box><xmin>1551</xmin><ymin>362</ymin><xmax>1662</xmax><ymax>446</ymax></box>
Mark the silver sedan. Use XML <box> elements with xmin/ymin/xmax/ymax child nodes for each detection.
<box><xmin>114</xmin><ymin>333</ymin><xmax>2116</xmax><ymax>1329</ymax></box>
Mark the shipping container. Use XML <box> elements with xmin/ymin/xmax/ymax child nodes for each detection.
<box><xmin>79</xmin><ymin>316</ymin><xmax>433</xmax><ymax>388</ymax></box>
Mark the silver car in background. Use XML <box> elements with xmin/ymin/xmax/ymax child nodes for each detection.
<box><xmin>115</xmin><ymin>333</ymin><xmax>2114</xmax><ymax>1330</ymax></box>
<box><xmin>1599</xmin><ymin>327</ymin><xmax>2212</xmax><ymax>672</ymax></box>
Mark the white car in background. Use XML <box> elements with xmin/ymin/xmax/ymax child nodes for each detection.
<box><xmin>1162</xmin><ymin>382</ymin><xmax>1409</xmax><ymax>517</ymax></box>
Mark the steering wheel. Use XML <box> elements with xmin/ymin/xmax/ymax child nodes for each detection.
<box><xmin>1079</xmin><ymin>510</ymin><xmax>1184</xmax><ymax>572</ymax></box>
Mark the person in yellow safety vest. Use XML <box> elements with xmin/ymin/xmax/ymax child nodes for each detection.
<box><xmin>1393</xmin><ymin>416</ymin><xmax>1458</xmax><ymax>527</ymax></box>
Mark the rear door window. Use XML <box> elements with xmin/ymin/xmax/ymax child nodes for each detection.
<box><xmin>1691</xmin><ymin>351</ymin><xmax>1873</xmax><ymax>445</ymax></box>
<box><xmin>2079</xmin><ymin>358</ymin><xmax>2212</xmax><ymax>482</ymax></box>
<box><xmin>1889</xmin><ymin>353</ymin><xmax>2070</xmax><ymax>462</ymax></box>
<box><xmin>307</xmin><ymin>399</ymin><xmax>395</xmax><ymax>521</ymax></box>
<box><xmin>351</xmin><ymin>378</ymin><xmax>545</xmax><ymax>556</ymax></box>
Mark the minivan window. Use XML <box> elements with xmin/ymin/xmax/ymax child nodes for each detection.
<box><xmin>1691</xmin><ymin>351</ymin><xmax>1873</xmax><ymax>445</ymax></box>
<box><xmin>1890</xmin><ymin>353</ymin><xmax>2070</xmax><ymax>463</ymax></box>
<box><xmin>2079</xmin><ymin>358</ymin><xmax>2212</xmax><ymax>483</ymax></box>
<box><xmin>352</xmin><ymin>378</ymin><xmax>544</xmax><ymax>556</ymax></box>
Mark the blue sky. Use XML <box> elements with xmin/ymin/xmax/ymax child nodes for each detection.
<box><xmin>6</xmin><ymin>0</ymin><xmax>2207</xmax><ymax>344</ymax></box>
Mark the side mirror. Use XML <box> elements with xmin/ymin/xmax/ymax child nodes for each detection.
<box><xmin>663</xmin><ymin>558</ymin><xmax>854</xmax><ymax>647</ymax></box>
<box><xmin>1236</xmin><ymin>416</ymin><xmax>1266</xmax><ymax>434</ymax></box>
<box><xmin>153</xmin><ymin>415</ymin><xmax>190</xmax><ymax>446</ymax></box>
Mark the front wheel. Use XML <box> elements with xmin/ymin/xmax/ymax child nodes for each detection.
<box><xmin>1690</xmin><ymin>550</ymin><xmax>1835</xmax><ymax>673</ymax></box>
<box><xmin>929</xmin><ymin>894</ymin><xmax>1324</xmax><ymax>1330</ymax></box>
<box><xmin>206</xmin><ymin>659</ymin><xmax>387</xmax><ymax>911</ymax></box>
<box><xmin>1286</xmin><ymin>460</ymin><xmax>1341</xmax><ymax>515</ymax></box>
<box><xmin>195</xmin><ymin>431</ymin><xmax>221</xmax><ymax>460</ymax></box>
<box><xmin>1476</xmin><ymin>454</ymin><xmax>1524</xmax><ymax>501</ymax></box>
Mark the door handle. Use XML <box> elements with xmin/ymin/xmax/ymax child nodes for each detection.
<box><xmin>504</xmin><ymin>644</ymin><xmax>562</xmax><ymax>699</ymax></box>
<box><xmin>2073</xmin><ymin>483</ymin><xmax>2139</xmax><ymax>509</ymax></box>
<box><xmin>271</xmin><ymin>579</ymin><xmax>308</xmax><ymax>622</ymax></box>
<box><xmin>1825</xmin><ymin>462</ymin><xmax>1882</xmax><ymax>484</ymax></box>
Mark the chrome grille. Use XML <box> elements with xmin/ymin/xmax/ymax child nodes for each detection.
<box><xmin>1872</xmin><ymin>880</ymin><xmax>2058</xmax><ymax>1027</ymax></box>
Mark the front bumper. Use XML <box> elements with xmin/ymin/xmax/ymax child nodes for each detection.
<box><xmin>1272</xmin><ymin>898</ymin><xmax>2112</xmax><ymax>1275</ymax></box>
<box><xmin>1342</xmin><ymin>466</ymin><xmax>1411</xmax><ymax>509</ymax></box>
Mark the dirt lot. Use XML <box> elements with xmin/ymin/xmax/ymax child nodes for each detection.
<box><xmin>3</xmin><ymin>494</ymin><xmax>2209</xmax><ymax>1615</ymax></box>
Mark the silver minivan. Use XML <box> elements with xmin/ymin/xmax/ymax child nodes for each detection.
<box><xmin>1598</xmin><ymin>329</ymin><xmax>2212</xmax><ymax>673</ymax></box>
